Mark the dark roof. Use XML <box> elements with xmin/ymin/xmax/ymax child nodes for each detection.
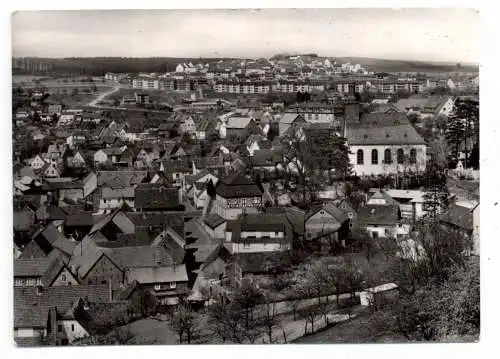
<box><xmin>134</xmin><ymin>184</ymin><xmax>180</xmax><ymax>209</ymax></box>
<box><xmin>65</xmin><ymin>212</ymin><xmax>94</xmax><ymax>227</ymax></box>
<box><xmin>126</xmin><ymin>212</ymin><xmax>184</xmax><ymax>237</ymax></box>
<box><xmin>14</xmin><ymin>284</ymin><xmax>110</xmax><ymax>329</ymax></box>
<box><xmin>226</xmin><ymin>213</ymin><xmax>293</xmax><ymax>244</ymax></box>
<box><xmin>346</xmin><ymin>112</ymin><xmax>426</xmax><ymax>145</ymax></box>
<box><xmin>215</xmin><ymin>174</ymin><xmax>262</xmax><ymax>198</ymax></box>
<box><xmin>13</xmin><ymin>257</ymin><xmax>55</xmax><ymax>277</ymax></box>
<box><xmin>203</xmin><ymin>213</ymin><xmax>226</xmax><ymax>229</ymax></box>
<box><xmin>306</xmin><ymin>202</ymin><xmax>349</xmax><ymax>223</ymax></box>
<box><xmin>439</xmin><ymin>204</ymin><xmax>474</xmax><ymax>231</ymax></box>
<box><xmin>200</xmin><ymin>244</ymin><xmax>232</xmax><ymax>270</ymax></box>
<box><xmin>13</xmin><ymin>211</ymin><xmax>36</xmax><ymax>231</ymax></box>
<box><xmin>358</xmin><ymin>204</ymin><xmax>399</xmax><ymax>226</ymax></box>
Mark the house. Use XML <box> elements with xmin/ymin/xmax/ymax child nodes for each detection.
<box><xmin>124</xmin><ymin>265</ymin><xmax>189</xmax><ymax>306</ymax></box>
<box><xmin>346</xmin><ymin>110</ymin><xmax>427</xmax><ymax>176</ymax></box>
<box><xmin>44</xmin><ymin>104</ymin><xmax>60</xmax><ymax>116</ymax></box>
<box><xmin>195</xmin><ymin>116</ymin><xmax>217</xmax><ymax>140</ymax></box>
<box><xmin>57</xmin><ymin>112</ymin><xmax>76</xmax><ymax>127</ymax></box>
<box><xmin>134</xmin><ymin>183</ymin><xmax>181</xmax><ymax>211</ymax></box>
<box><xmin>305</xmin><ymin>202</ymin><xmax>349</xmax><ymax>245</ymax></box>
<box><xmin>179</xmin><ymin>115</ymin><xmax>197</xmax><ymax>136</ymax></box>
<box><xmin>40</xmin><ymin>162</ymin><xmax>62</xmax><ymax>179</ymax></box>
<box><xmin>203</xmin><ymin>213</ymin><xmax>227</xmax><ymax>239</ymax></box>
<box><xmin>46</xmin><ymin>144</ymin><xmax>68</xmax><ymax>162</ymax></box>
<box><xmin>66</xmin><ymin>151</ymin><xmax>86</xmax><ymax>169</ymax></box>
<box><xmin>69</xmin><ymin>249</ymin><xmax>124</xmax><ymax>288</ymax></box>
<box><xmin>66</xmin><ymin>133</ymin><xmax>87</xmax><ymax>150</ymax></box>
<box><xmin>422</xmin><ymin>95</ymin><xmax>455</xmax><ymax>117</ymax></box>
<box><xmin>14</xmin><ymin>257</ymin><xmax>79</xmax><ymax>287</ymax></box>
<box><xmin>14</xmin><ymin>284</ymin><xmax>111</xmax><ymax>346</ymax></box>
<box><xmin>214</xmin><ymin>174</ymin><xmax>263</xmax><ymax>220</ymax></box>
<box><xmin>220</xmin><ymin>116</ymin><xmax>255</xmax><ymax>140</ymax></box>
<box><xmin>30</xmin><ymin>154</ymin><xmax>48</xmax><ymax>170</ymax></box>
<box><xmin>246</xmin><ymin>134</ymin><xmax>272</xmax><ymax>156</ymax></box>
<box><xmin>158</xmin><ymin>122</ymin><xmax>180</xmax><ymax>139</ymax></box>
<box><xmin>225</xmin><ymin>212</ymin><xmax>293</xmax><ymax>254</ymax></box>
<box><xmin>98</xmin><ymin>186</ymin><xmax>136</xmax><ymax>213</ymax></box>
<box><xmin>93</xmin><ymin>147</ymin><xmax>129</xmax><ymax>166</ymax></box>
<box><xmin>358</xmin><ymin>190</ymin><xmax>407</xmax><ymax>239</ymax></box>
<box><xmin>278</xmin><ymin>113</ymin><xmax>306</xmax><ymax>136</ymax></box>
<box><xmin>439</xmin><ymin>200</ymin><xmax>479</xmax><ymax>255</ymax></box>
<box><xmin>335</xmin><ymin>198</ymin><xmax>360</xmax><ymax>231</ymax></box>
<box><xmin>42</xmin><ymin>172</ymin><xmax>97</xmax><ymax>206</ymax></box>
<box><xmin>383</xmin><ymin>189</ymin><xmax>426</xmax><ymax>222</ymax></box>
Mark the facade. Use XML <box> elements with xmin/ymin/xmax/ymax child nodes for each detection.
<box><xmin>214</xmin><ymin>174</ymin><xmax>263</xmax><ymax>220</ymax></box>
<box><xmin>346</xmin><ymin>112</ymin><xmax>427</xmax><ymax>176</ymax></box>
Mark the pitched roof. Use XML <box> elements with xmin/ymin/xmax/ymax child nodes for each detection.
<box><xmin>125</xmin><ymin>264</ymin><xmax>189</xmax><ymax>284</ymax></box>
<box><xmin>439</xmin><ymin>203</ymin><xmax>473</xmax><ymax>231</ymax></box>
<box><xmin>215</xmin><ymin>174</ymin><xmax>262</xmax><ymax>198</ymax></box>
<box><xmin>306</xmin><ymin>202</ymin><xmax>349</xmax><ymax>223</ymax></box>
<box><xmin>97</xmin><ymin>171</ymin><xmax>147</xmax><ymax>187</ymax></box>
<box><xmin>280</xmin><ymin>113</ymin><xmax>304</xmax><ymax>124</ymax></box>
<box><xmin>108</xmin><ymin>245</ymin><xmax>176</xmax><ymax>269</ymax></box>
<box><xmin>226</xmin><ymin>116</ymin><xmax>252</xmax><ymax>129</ymax></box>
<box><xmin>14</xmin><ymin>284</ymin><xmax>110</xmax><ymax>329</ymax></box>
<box><xmin>101</xmin><ymin>186</ymin><xmax>135</xmax><ymax>199</ymax></box>
<box><xmin>134</xmin><ymin>184</ymin><xmax>180</xmax><ymax>209</ymax></box>
<box><xmin>33</xmin><ymin>223</ymin><xmax>75</xmax><ymax>256</ymax></box>
<box><xmin>226</xmin><ymin>213</ymin><xmax>293</xmax><ymax>244</ymax></box>
<box><xmin>203</xmin><ymin>213</ymin><xmax>226</xmax><ymax>229</ymax></box>
<box><xmin>358</xmin><ymin>204</ymin><xmax>400</xmax><ymax>226</ymax></box>
<box><xmin>13</xmin><ymin>257</ymin><xmax>55</xmax><ymax>277</ymax></box>
<box><xmin>346</xmin><ymin>113</ymin><xmax>426</xmax><ymax>145</ymax></box>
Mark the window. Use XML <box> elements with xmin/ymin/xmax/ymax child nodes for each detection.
<box><xmin>356</xmin><ymin>149</ymin><xmax>364</xmax><ymax>165</ymax></box>
<box><xmin>410</xmin><ymin>148</ymin><xmax>417</xmax><ymax>164</ymax></box>
<box><xmin>154</xmin><ymin>284</ymin><xmax>161</xmax><ymax>291</ymax></box>
<box><xmin>244</xmin><ymin>242</ymin><xmax>250</xmax><ymax>248</ymax></box>
<box><xmin>61</xmin><ymin>274</ymin><xmax>66</xmax><ymax>281</ymax></box>
<box><xmin>58</xmin><ymin>325</ymin><xmax>62</xmax><ymax>333</ymax></box>
<box><xmin>169</xmin><ymin>282</ymin><xmax>177</xmax><ymax>289</ymax></box>
<box><xmin>384</xmin><ymin>149</ymin><xmax>392</xmax><ymax>164</ymax></box>
<box><xmin>397</xmin><ymin>149</ymin><xmax>404</xmax><ymax>164</ymax></box>
<box><xmin>71</xmin><ymin>324</ymin><xmax>75</xmax><ymax>332</ymax></box>
<box><xmin>372</xmin><ymin>232</ymin><xmax>379</xmax><ymax>239</ymax></box>
<box><xmin>349</xmin><ymin>223</ymin><xmax>353</xmax><ymax>228</ymax></box>
<box><xmin>275</xmin><ymin>232</ymin><xmax>279</xmax><ymax>236</ymax></box>
<box><xmin>371</xmin><ymin>149</ymin><xmax>378</xmax><ymax>164</ymax></box>
<box><xmin>348</xmin><ymin>212</ymin><xmax>353</xmax><ymax>219</ymax></box>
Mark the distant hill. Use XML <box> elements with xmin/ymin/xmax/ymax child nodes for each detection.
<box><xmin>334</xmin><ymin>57</ymin><xmax>479</xmax><ymax>74</ymax></box>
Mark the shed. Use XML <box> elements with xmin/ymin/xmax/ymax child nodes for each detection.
<box><xmin>360</xmin><ymin>282</ymin><xmax>399</xmax><ymax>308</ymax></box>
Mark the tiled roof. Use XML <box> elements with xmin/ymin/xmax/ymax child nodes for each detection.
<box><xmin>33</xmin><ymin>223</ymin><xmax>75</xmax><ymax>256</ymax></box>
<box><xmin>109</xmin><ymin>245</ymin><xmax>176</xmax><ymax>269</ymax></box>
<box><xmin>439</xmin><ymin>204</ymin><xmax>473</xmax><ymax>231</ymax></box>
<box><xmin>306</xmin><ymin>202</ymin><xmax>349</xmax><ymax>223</ymax></box>
<box><xmin>358</xmin><ymin>204</ymin><xmax>400</xmax><ymax>226</ymax></box>
<box><xmin>125</xmin><ymin>264</ymin><xmax>189</xmax><ymax>284</ymax></box>
<box><xmin>203</xmin><ymin>213</ymin><xmax>226</xmax><ymax>229</ymax></box>
<box><xmin>280</xmin><ymin>113</ymin><xmax>304</xmax><ymax>124</ymax></box>
<box><xmin>215</xmin><ymin>174</ymin><xmax>262</xmax><ymax>198</ymax></box>
<box><xmin>226</xmin><ymin>213</ymin><xmax>293</xmax><ymax>244</ymax></box>
<box><xmin>346</xmin><ymin>113</ymin><xmax>426</xmax><ymax>146</ymax></box>
<box><xmin>14</xmin><ymin>284</ymin><xmax>110</xmax><ymax>329</ymax></box>
<box><xmin>13</xmin><ymin>257</ymin><xmax>55</xmax><ymax>277</ymax></box>
<box><xmin>134</xmin><ymin>184</ymin><xmax>180</xmax><ymax>209</ymax></box>
<box><xmin>97</xmin><ymin>171</ymin><xmax>148</xmax><ymax>187</ymax></box>
<box><xmin>226</xmin><ymin>116</ymin><xmax>252</xmax><ymax>129</ymax></box>
<box><xmin>64</xmin><ymin>212</ymin><xmax>94</xmax><ymax>227</ymax></box>
<box><xmin>101</xmin><ymin>186</ymin><xmax>135</xmax><ymax>199</ymax></box>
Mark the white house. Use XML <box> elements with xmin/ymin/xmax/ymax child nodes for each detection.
<box><xmin>30</xmin><ymin>154</ymin><xmax>48</xmax><ymax>170</ymax></box>
<box><xmin>225</xmin><ymin>213</ymin><xmax>292</xmax><ymax>254</ymax></box>
<box><xmin>346</xmin><ymin>112</ymin><xmax>427</xmax><ymax>176</ymax></box>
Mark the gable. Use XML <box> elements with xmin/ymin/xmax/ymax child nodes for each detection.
<box><xmin>84</xmin><ymin>254</ymin><xmax>123</xmax><ymax>280</ymax></box>
<box><xmin>306</xmin><ymin>209</ymin><xmax>337</xmax><ymax>224</ymax></box>
<box><xmin>50</xmin><ymin>267</ymin><xmax>79</xmax><ymax>286</ymax></box>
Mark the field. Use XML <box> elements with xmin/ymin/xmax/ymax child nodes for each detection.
<box><xmin>336</xmin><ymin>57</ymin><xmax>479</xmax><ymax>74</ymax></box>
<box><xmin>103</xmin><ymin>88</ymin><xmax>190</xmax><ymax>106</ymax></box>
<box><xmin>47</xmin><ymin>86</ymin><xmax>113</xmax><ymax>108</ymax></box>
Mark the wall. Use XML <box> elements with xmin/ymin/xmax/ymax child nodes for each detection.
<box><xmin>365</xmin><ymin>225</ymin><xmax>396</xmax><ymax>239</ymax></box>
<box><xmin>59</xmin><ymin>320</ymin><xmax>89</xmax><ymax>344</ymax></box>
<box><xmin>83</xmin><ymin>255</ymin><xmax>123</xmax><ymax>286</ymax></box>
<box><xmin>214</xmin><ymin>195</ymin><xmax>261</xmax><ymax>220</ymax></box>
<box><xmin>50</xmin><ymin>268</ymin><xmax>79</xmax><ymax>286</ymax></box>
<box><xmin>305</xmin><ymin>210</ymin><xmax>342</xmax><ymax>240</ymax></box>
<box><xmin>349</xmin><ymin>144</ymin><xmax>426</xmax><ymax>176</ymax></box>
<box><xmin>15</xmin><ymin>328</ymin><xmax>46</xmax><ymax>338</ymax></box>
<box><xmin>230</xmin><ymin>241</ymin><xmax>290</xmax><ymax>253</ymax></box>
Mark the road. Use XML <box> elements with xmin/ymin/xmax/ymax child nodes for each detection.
<box><xmin>87</xmin><ymin>85</ymin><xmax>121</xmax><ymax>107</ymax></box>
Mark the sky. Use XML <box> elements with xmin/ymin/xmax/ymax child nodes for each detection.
<box><xmin>11</xmin><ymin>9</ymin><xmax>479</xmax><ymax>63</ymax></box>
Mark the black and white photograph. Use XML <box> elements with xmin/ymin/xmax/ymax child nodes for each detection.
<box><xmin>9</xmin><ymin>7</ymin><xmax>481</xmax><ymax>348</ymax></box>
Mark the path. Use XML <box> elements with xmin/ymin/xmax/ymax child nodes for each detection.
<box><xmin>87</xmin><ymin>85</ymin><xmax>120</xmax><ymax>107</ymax></box>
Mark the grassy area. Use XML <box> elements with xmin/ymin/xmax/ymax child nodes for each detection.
<box><xmin>294</xmin><ymin>308</ymin><xmax>408</xmax><ymax>344</ymax></box>
<box><xmin>48</xmin><ymin>87</ymin><xmax>113</xmax><ymax>108</ymax></box>
<box><xmin>104</xmin><ymin>88</ymin><xmax>190</xmax><ymax>105</ymax></box>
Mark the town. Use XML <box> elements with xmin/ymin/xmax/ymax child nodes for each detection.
<box><xmin>12</xmin><ymin>30</ymin><xmax>480</xmax><ymax>347</ymax></box>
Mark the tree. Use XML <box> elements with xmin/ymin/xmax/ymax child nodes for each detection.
<box><xmin>469</xmin><ymin>143</ymin><xmax>479</xmax><ymax>170</ymax></box>
<box><xmin>171</xmin><ymin>301</ymin><xmax>199</xmax><ymax>344</ymax></box>
<box><xmin>422</xmin><ymin>162</ymin><xmax>449</xmax><ymax>219</ymax></box>
<box><xmin>259</xmin><ymin>296</ymin><xmax>279</xmax><ymax>343</ymax></box>
<box><xmin>232</xmin><ymin>281</ymin><xmax>263</xmax><ymax>330</ymax></box>
<box><xmin>128</xmin><ymin>288</ymin><xmax>157</xmax><ymax>317</ymax></box>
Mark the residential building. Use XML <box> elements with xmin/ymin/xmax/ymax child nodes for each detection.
<box><xmin>214</xmin><ymin>174</ymin><xmax>263</xmax><ymax>220</ymax></box>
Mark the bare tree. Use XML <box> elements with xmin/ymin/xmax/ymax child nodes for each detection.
<box><xmin>171</xmin><ymin>301</ymin><xmax>199</xmax><ymax>344</ymax></box>
<box><xmin>260</xmin><ymin>296</ymin><xmax>280</xmax><ymax>343</ymax></box>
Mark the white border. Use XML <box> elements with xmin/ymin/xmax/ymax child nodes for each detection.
<box><xmin>2</xmin><ymin>1</ymin><xmax>497</xmax><ymax>359</ymax></box>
